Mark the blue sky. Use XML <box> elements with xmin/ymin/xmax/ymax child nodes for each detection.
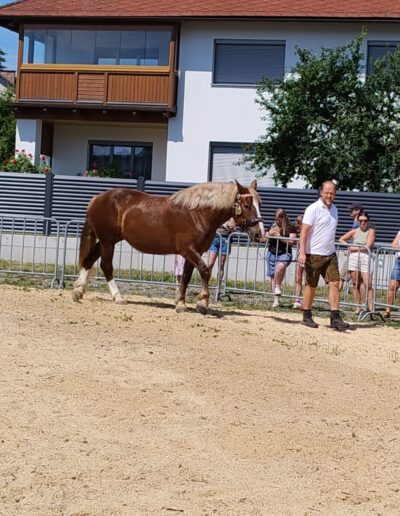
<box><xmin>0</xmin><ymin>0</ymin><xmax>19</xmax><ymax>70</ymax></box>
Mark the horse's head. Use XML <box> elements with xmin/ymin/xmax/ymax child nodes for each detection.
<box><xmin>233</xmin><ymin>180</ymin><xmax>265</xmax><ymax>240</ymax></box>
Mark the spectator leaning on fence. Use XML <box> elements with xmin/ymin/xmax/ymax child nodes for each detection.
<box><xmin>384</xmin><ymin>230</ymin><xmax>400</xmax><ymax>319</ymax></box>
<box><xmin>262</xmin><ymin>208</ymin><xmax>297</xmax><ymax>308</ymax></box>
<box><xmin>339</xmin><ymin>210</ymin><xmax>376</xmax><ymax>314</ymax></box>
<box><xmin>297</xmin><ymin>180</ymin><xmax>350</xmax><ymax>330</ymax></box>
<box><xmin>208</xmin><ymin>217</ymin><xmax>236</xmax><ymax>281</ymax></box>
<box><xmin>339</xmin><ymin>202</ymin><xmax>363</xmax><ymax>291</ymax></box>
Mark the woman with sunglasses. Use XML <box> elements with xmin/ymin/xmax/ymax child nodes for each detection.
<box><xmin>262</xmin><ymin>208</ymin><xmax>297</xmax><ymax>308</ymax></box>
<box><xmin>339</xmin><ymin>210</ymin><xmax>376</xmax><ymax>314</ymax></box>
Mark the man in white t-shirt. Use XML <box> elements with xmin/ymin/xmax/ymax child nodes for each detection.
<box><xmin>297</xmin><ymin>180</ymin><xmax>350</xmax><ymax>330</ymax></box>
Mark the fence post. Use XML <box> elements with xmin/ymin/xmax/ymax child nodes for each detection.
<box><xmin>43</xmin><ymin>171</ymin><xmax>54</xmax><ymax>235</ymax></box>
<box><xmin>137</xmin><ymin>175</ymin><xmax>146</xmax><ymax>192</ymax></box>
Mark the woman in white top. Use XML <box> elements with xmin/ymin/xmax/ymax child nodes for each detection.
<box><xmin>384</xmin><ymin>230</ymin><xmax>400</xmax><ymax>319</ymax></box>
<box><xmin>339</xmin><ymin>210</ymin><xmax>376</xmax><ymax>314</ymax></box>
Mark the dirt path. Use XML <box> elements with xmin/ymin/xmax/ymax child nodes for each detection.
<box><xmin>0</xmin><ymin>285</ymin><xmax>399</xmax><ymax>515</ymax></box>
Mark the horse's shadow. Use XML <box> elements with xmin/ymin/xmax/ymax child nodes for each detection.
<box><xmin>124</xmin><ymin>299</ymin><xmax>258</xmax><ymax>318</ymax></box>
<box><xmin>266</xmin><ymin>313</ymin><xmax>382</xmax><ymax>331</ymax></box>
<box><xmin>266</xmin><ymin>314</ymin><xmax>303</xmax><ymax>325</ymax></box>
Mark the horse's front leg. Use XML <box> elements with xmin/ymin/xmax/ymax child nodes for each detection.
<box><xmin>183</xmin><ymin>250</ymin><xmax>211</xmax><ymax>315</ymax></box>
<box><xmin>175</xmin><ymin>260</ymin><xmax>194</xmax><ymax>313</ymax></box>
<box><xmin>100</xmin><ymin>242</ymin><xmax>126</xmax><ymax>304</ymax></box>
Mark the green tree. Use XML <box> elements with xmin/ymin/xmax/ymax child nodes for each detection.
<box><xmin>0</xmin><ymin>48</ymin><xmax>5</xmax><ymax>70</ymax></box>
<box><xmin>0</xmin><ymin>87</ymin><xmax>16</xmax><ymax>164</ymax></box>
<box><xmin>0</xmin><ymin>48</ymin><xmax>16</xmax><ymax>165</ymax></box>
<box><xmin>245</xmin><ymin>34</ymin><xmax>400</xmax><ymax>191</ymax></box>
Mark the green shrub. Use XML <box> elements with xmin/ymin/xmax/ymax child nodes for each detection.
<box><xmin>1</xmin><ymin>150</ymin><xmax>51</xmax><ymax>174</ymax></box>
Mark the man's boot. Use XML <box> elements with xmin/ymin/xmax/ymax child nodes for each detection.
<box><xmin>330</xmin><ymin>310</ymin><xmax>350</xmax><ymax>331</ymax></box>
<box><xmin>302</xmin><ymin>309</ymin><xmax>318</xmax><ymax>328</ymax></box>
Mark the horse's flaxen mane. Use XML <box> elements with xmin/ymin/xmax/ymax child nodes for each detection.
<box><xmin>170</xmin><ymin>182</ymin><xmax>238</xmax><ymax>211</ymax></box>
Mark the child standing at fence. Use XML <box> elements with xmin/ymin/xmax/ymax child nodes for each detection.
<box><xmin>208</xmin><ymin>217</ymin><xmax>236</xmax><ymax>281</ymax></box>
<box><xmin>174</xmin><ymin>255</ymin><xmax>185</xmax><ymax>285</ymax></box>
<box><xmin>384</xmin><ymin>230</ymin><xmax>400</xmax><ymax>319</ymax></box>
<box><xmin>293</xmin><ymin>214</ymin><xmax>304</xmax><ymax>309</ymax></box>
<box><xmin>264</xmin><ymin>208</ymin><xmax>297</xmax><ymax>308</ymax></box>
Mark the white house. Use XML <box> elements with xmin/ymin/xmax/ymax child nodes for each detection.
<box><xmin>0</xmin><ymin>1</ymin><xmax>399</xmax><ymax>187</ymax></box>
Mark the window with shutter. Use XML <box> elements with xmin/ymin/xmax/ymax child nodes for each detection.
<box><xmin>213</xmin><ymin>39</ymin><xmax>285</xmax><ymax>85</ymax></box>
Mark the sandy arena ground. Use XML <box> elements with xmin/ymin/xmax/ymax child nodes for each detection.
<box><xmin>0</xmin><ymin>284</ymin><xmax>400</xmax><ymax>515</ymax></box>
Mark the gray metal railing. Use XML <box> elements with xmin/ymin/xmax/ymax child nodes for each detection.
<box><xmin>0</xmin><ymin>214</ymin><xmax>399</xmax><ymax>320</ymax></box>
<box><xmin>0</xmin><ymin>214</ymin><xmax>61</xmax><ymax>287</ymax></box>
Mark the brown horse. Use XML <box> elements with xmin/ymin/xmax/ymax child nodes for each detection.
<box><xmin>72</xmin><ymin>180</ymin><xmax>264</xmax><ymax>314</ymax></box>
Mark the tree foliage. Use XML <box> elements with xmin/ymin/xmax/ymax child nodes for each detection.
<box><xmin>0</xmin><ymin>48</ymin><xmax>5</xmax><ymax>70</ymax></box>
<box><xmin>0</xmin><ymin>87</ymin><xmax>16</xmax><ymax>164</ymax></box>
<box><xmin>245</xmin><ymin>34</ymin><xmax>400</xmax><ymax>191</ymax></box>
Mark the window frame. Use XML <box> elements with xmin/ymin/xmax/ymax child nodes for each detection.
<box><xmin>208</xmin><ymin>142</ymin><xmax>253</xmax><ymax>182</ymax></box>
<box><xmin>88</xmin><ymin>140</ymin><xmax>153</xmax><ymax>180</ymax></box>
<box><xmin>212</xmin><ymin>39</ymin><xmax>286</xmax><ymax>87</ymax></box>
<box><xmin>21</xmin><ymin>24</ymin><xmax>174</xmax><ymax>69</ymax></box>
<box><xmin>366</xmin><ymin>40</ymin><xmax>400</xmax><ymax>75</ymax></box>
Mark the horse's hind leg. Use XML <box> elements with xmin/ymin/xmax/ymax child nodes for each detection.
<box><xmin>176</xmin><ymin>260</ymin><xmax>194</xmax><ymax>313</ymax></box>
<box><xmin>72</xmin><ymin>242</ymin><xmax>100</xmax><ymax>301</ymax></box>
<box><xmin>100</xmin><ymin>242</ymin><xmax>126</xmax><ymax>304</ymax></box>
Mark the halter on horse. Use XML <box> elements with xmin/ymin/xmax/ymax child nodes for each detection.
<box><xmin>72</xmin><ymin>179</ymin><xmax>264</xmax><ymax>314</ymax></box>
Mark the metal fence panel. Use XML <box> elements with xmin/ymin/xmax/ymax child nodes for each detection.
<box><xmin>0</xmin><ymin>214</ymin><xmax>399</xmax><ymax>320</ymax></box>
<box><xmin>221</xmin><ymin>235</ymin><xmax>397</xmax><ymax>319</ymax></box>
<box><xmin>0</xmin><ymin>214</ymin><xmax>61</xmax><ymax>287</ymax></box>
<box><xmin>373</xmin><ymin>245</ymin><xmax>400</xmax><ymax>314</ymax></box>
<box><xmin>59</xmin><ymin>219</ymin><xmax>211</xmax><ymax>294</ymax></box>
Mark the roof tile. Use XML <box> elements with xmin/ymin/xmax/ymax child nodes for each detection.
<box><xmin>0</xmin><ymin>0</ymin><xmax>399</xmax><ymax>19</ymax></box>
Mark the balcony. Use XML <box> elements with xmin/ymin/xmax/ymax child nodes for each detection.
<box><xmin>15</xmin><ymin>26</ymin><xmax>178</xmax><ymax>122</ymax></box>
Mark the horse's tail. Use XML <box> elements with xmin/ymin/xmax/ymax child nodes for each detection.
<box><xmin>78</xmin><ymin>218</ymin><xmax>97</xmax><ymax>269</ymax></box>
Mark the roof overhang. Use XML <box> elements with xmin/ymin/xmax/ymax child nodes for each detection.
<box><xmin>1</xmin><ymin>14</ymin><xmax>400</xmax><ymax>32</ymax></box>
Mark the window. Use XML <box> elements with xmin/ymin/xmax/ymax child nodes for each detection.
<box><xmin>23</xmin><ymin>28</ymin><xmax>171</xmax><ymax>67</ymax></box>
<box><xmin>213</xmin><ymin>40</ymin><xmax>285</xmax><ymax>85</ymax></box>
<box><xmin>209</xmin><ymin>143</ymin><xmax>275</xmax><ymax>187</ymax></box>
<box><xmin>367</xmin><ymin>41</ymin><xmax>400</xmax><ymax>74</ymax></box>
<box><xmin>89</xmin><ymin>141</ymin><xmax>152</xmax><ymax>180</ymax></box>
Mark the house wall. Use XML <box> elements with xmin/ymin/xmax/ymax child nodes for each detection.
<box><xmin>51</xmin><ymin>122</ymin><xmax>168</xmax><ymax>179</ymax></box>
<box><xmin>16</xmin><ymin>119</ymin><xmax>42</xmax><ymax>163</ymax></box>
<box><xmin>165</xmin><ymin>20</ymin><xmax>400</xmax><ymax>184</ymax></box>
<box><xmin>14</xmin><ymin>20</ymin><xmax>400</xmax><ymax>184</ymax></box>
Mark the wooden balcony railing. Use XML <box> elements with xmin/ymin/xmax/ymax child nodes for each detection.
<box><xmin>16</xmin><ymin>65</ymin><xmax>177</xmax><ymax>112</ymax></box>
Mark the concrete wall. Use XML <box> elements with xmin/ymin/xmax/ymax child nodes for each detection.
<box><xmin>51</xmin><ymin>122</ymin><xmax>168</xmax><ymax>179</ymax></box>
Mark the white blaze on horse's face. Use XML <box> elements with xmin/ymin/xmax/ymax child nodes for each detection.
<box><xmin>252</xmin><ymin>197</ymin><xmax>265</xmax><ymax>238</ymax></box>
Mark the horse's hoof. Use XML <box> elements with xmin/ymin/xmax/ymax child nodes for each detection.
<box><xmin>114</xmin><ymin>297</ymin><xmax>127</xmax><ymax>305</ymax></box>
<box><xmin>175</xmin><ymin>303</ymin><xmax>188</xmax><ymax>313</ymax></box>
<box><xmin>196</xmin><ymin>301</ymin><xmax>208</xmax><ymax>315</ymax></box>
<box><xmin>72</xmin><ymin>289</ymin><xmax>83</xmax><ymax>302</ymax></box>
